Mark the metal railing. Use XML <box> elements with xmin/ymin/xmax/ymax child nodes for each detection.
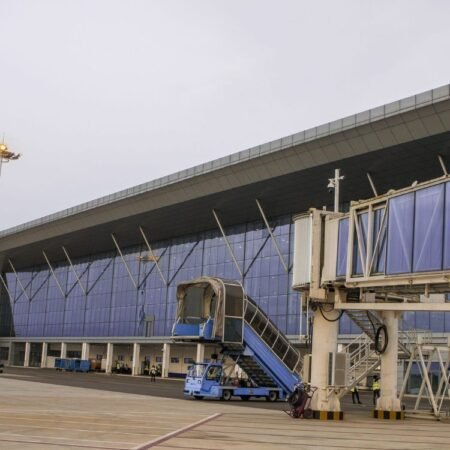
<box><xmin>342</xmin><ymin>333</ymin><xmax>380</xmax><ymax>385</ymax></box>
<box><xmin>243</xmin><ymin>296</ymin><xmax>302</xmax><ymax>374</ymax></box>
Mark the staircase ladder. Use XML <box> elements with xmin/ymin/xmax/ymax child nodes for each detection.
<box><xmin>345</xmin><ymin>309</ymin><xmax>410</xmax><ymax>357</ymax></box>
<box><xmin>336</xmin><ymin>310</ymin><xmax>412</xmax><ymax>398</ymax></box>
<box><xmin>221</xmin><ymin>295</ymin><xmax>302</xmax><ymax>393</ymax></box>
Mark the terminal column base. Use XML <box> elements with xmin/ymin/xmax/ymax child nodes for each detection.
<box><xmin>312</xmin><ymin>410</ymin><xmax>344</xmax><ymax>421</ymax></box>
<box><xmin>162</xmin><ymin>343</ymin><xmax>170</xmax><ymax>378</ymax></box>
<box><xmin>373</xmin><ymin>410</ymin><xmax>405</xmax><ymax>420</ymax></box>
<box><xmin>41</xmin><ymin>342</ymin><xmax>48</xmax><ymax>368</ymax></box>
<box><xmin>132</xmin><ymin>343</ymin><xmax>141</xmax><ymax>376</ymax></box>
<box><xmin>196</xmin><ymin>343</ymin><xmax>205</xmax><ymax>363</ymax></box>
<box><xmin>24</xmin><ymin>342</ymin><xmax>30</xmax><ymax>367</ymax></box>
<box><xmin>81</xmin><ymin>343</ymin><xmax>90</xmax><ymax>360</ymax></box>
<box><xmin>105</xmin><ymin>343</ymin><xmax>113</xmax><ymax>374</ymax></box>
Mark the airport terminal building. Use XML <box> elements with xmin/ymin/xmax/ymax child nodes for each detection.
<box><xmin>1</xmin><ymin>85</ymin><xmax>450</xmax><ymax>377</ymax></box>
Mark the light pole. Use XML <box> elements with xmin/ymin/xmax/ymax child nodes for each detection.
<box><xmin>327</xmin><ymin>168</ymin><xmax>345</xmax><ymax>213</ymax></box>
<box><xmin>0</xmin><ymin>141</ymin><xmax>21</xmax><ymax>177</ymax></box>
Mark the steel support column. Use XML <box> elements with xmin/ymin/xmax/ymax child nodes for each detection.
<box><xmin>111</xmin><ymin>234</ymin><xmax>138</xmax><ymax>289</ymax></box>
<box><xmin>43</xmin><ymin>251</ymin><xmax>66</xmax><ymax>298</ymax></box>
<box><xmin>132</xmin><ymin>343</ymin><xmax>141</xmax><ymax>376</ymax></box>
<box><xmin>196</xmin><ymin>343</ymin><xmax>205</xmax><ymax>363</ymax></box>
<box><xmin>162</xmin><ymin>343</ymin><xmax>171</xmax><ymax>378</ymax></box>
<box><xmin>24</xmin><ymin>342</ymin><xmax>30</xmax><ymax>367</ymax></box>
<box><xmin>9</xmin><ymin>260</ymin><xmax>30</xmax><ymax>302</ymax></box>
<box><xmin>377</xmin><ymin>311</ymin><xmax>401</xmax><ymax>411</ymax></box>
<box><xmin>106</xmin><ymin>343</ymin><xmax>113</xmax><ymax>374</ymax></box>
<box><xmin>0</xmin><ymin>273</ymin><xmax>13</xmax><ymax>303</ymax></box>
<box><xmin>310</xmin><ymin>308</ymin><xmax>341</xmax><ymax>412</ymax></box>
<box><xmin>139</xmin><ymin>226</ymin><xmax>167</xmax><ymax>285</ymax></box>
<box><xmin>212</xmin><ymin>209</ymin><xmax>243</xmax><ymax>278</ymax></box>
<box><xmin>62</xmin><ymin>247</ymin><xmax>87</xmax><ymax>295</ymax></box>
<box><xmin>41</xmin><ymin>342</ymin><xmax>48</xmax><ymax>368</ymax></box>
<box><xmin>255</xmin><ymin>199</ymin><xmax>289</xmax><ymax>273</ymax></box>
<box><xmin>81</xmin><ymin>342</ymin><xmax>90</xmax><ymax>360</ymax></box>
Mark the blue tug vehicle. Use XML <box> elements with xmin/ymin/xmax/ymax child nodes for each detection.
<box><xmin>172</xmin><ymin>277</ymin><xmax>303</xmax><ymax>401</ymax></box>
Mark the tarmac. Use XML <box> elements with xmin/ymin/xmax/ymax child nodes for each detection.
<box><xmin>1</xmin><ymin>368</ymin><xmax>450</xmax><ymax>449</ymax></box>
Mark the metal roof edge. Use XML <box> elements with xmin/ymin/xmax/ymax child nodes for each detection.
<box><xmin>1</xmin><ymin>83</ymin><xmax>449</xmax><ymax>238</ymax></box>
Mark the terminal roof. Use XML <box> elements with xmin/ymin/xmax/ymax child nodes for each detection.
<box><xmin>1</xmin><ymin>85</ymin><xmax>450</xmax><ymax>269</ymax></box>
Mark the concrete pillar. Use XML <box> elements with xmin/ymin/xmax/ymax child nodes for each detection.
<box><xmin>162</xmin><ymin>343</ymin><xmax>171</xmax><ymax>378</ymax></box>
<box><xmin>132</xmin><ymin>343</ymin><xmax>141</xmax><ymax>376</ymax></box>
<box><xmin>24</xmin><ymin>342</ymin><xmax>31</xmax><ymax>368</ymax></box>
<box><xmin>61</xmin><ymin>342</ymin><xmax>67</xmax><ymax>359</ymax></box>
<box><xmin>377</xmin><ymin>311</ymin><xmax>401</xmax><ymax>411</ymax></box>
<box><xmin>105</xmin><ymin>343</ymin><xmax>113</xmax><ymax>374</ymax></box>
<box><xmin>8</xmin><ymin>343</ymin><xmax>14</xmax><ymax>366</ymax></box>
<box><xmin>309</xmin><ymin>308</ymin><xmax>341</xmax><ymax>412</ymax></box>
<box><xmin>196</xmin><ymin>343</ymin><xmax>205</xmax><ymax>363</ymax></box>
<box><xmin>41</xmin><ymin>342</ymin><xmax>48</xmax><ymax>368</ymax></box>
<box><xmin>81</xmin><ymin>342</ymin><xmax>90</xmax><ymax>360</ymax></box>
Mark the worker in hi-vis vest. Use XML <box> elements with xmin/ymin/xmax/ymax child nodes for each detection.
<box><xmin>351</xmin><ymin>377</ymin><xmax>362</xmax><ymax>404</ymax></box>
<box><xmin>372</xmin><ymin>375</ymin><xmax>381</xmax><ymax>406</ymax></box>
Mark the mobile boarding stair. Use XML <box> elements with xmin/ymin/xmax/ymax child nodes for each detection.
<box><xmin>172</xmin><ymin>277</ymin><xmax>302</xmax><ymax>398</ymax></box>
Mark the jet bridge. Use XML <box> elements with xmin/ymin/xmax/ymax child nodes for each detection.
<box><xmin>292</xmin><ymin>174</ymin><xmax>450</xmax><ymax>419</ymax></box>
<box><xmin>172</xmin><ymin>277</ymin><xmax>302</xmax><ymax>398</ymax></box>
<box><xmin>294</xmin><ymin>174</ymin><xmax>450</xmax><ymax>298</ymax></box>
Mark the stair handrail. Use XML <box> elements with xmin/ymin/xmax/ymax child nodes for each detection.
<box><xmin>243</xmin><ymin>295</ymin><xmax>302</xmax><ymax>373</ymax></box>
<box><xmin>399</xmin><ymin>328</ymin><xmax>432</xmax><ymax>347</ymax></box>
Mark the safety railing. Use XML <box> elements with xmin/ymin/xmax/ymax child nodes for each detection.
<box><xmin>342</xmin><ymin>333</ymin><xmax>380</xmax><ymax>384</ymax></box>
<box><xmin>244</xmin><ymin>296</ymin><xmax>302</xmax><ymax>373</ymax></box>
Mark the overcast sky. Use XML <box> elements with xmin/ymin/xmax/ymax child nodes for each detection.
<box><xmin>1</xmin><ymin>0</ymin><xmax>450</xmax><ymax>230</ymax></box>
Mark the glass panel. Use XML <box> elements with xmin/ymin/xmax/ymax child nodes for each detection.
<box><xmin>251</xmin><ymin>310</ymin><xmax>267</xmax><ymax>334</ymax></box>
<box><xmin>223</xmin><ymin>317</ymin><xmax>242</xmax><ymax>343</ymax></box>
<box><xmin>413</xmin><ymin>184</ymin><xmax>444</xmax><ymax>272</ymax></box>
<box><xmin>224</xmin><ymin>284</ymin><xmax>244</xmax><ymax>317</ymax></box>
<box><xmin>386</xmin><ymin>193</ymin><xmax>414</xmax><ymax>274</ymax></box>
<box><xmin>244</xmin><ymin>301</ymin><xmax>256</xmax><ymax>323</ymax></box>
<box><xmin>283</xmin><ymin>347</ymin><xmax>298</xmax><ymax>371</ymax></box>
<box><xmin>272</xmin><ymin>335</ymin><xmax>288</xmax><ymax>361</ymax></box>
<box><xmin>336</xmin><ymin>218</ymin><xmax>349</xmax><ymax>277</ymax></box>
<box><xmin>261</xmin><ymin>321</ymin><xmax>278</xmax><ymax>347</ymax></box>
<box><xmin>352</xmin><ymin>212</ymin><xmax>368</xmax><ymax>275</ymax></box>
<box><xmin>444</xmin><ymin>183</ymin><xmax>450</xmax><ymax>269</ymax></box>
<box><xmin>183</xmin><ymin>286</ymin><xmax>204</xmax><ymax>320</ymax></box>
<box><xmin>372</xmin><ymin>207</ymin><xmax>387</xmax><ymax>274</ymax></box>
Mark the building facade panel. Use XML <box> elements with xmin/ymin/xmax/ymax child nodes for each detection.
<box><xmin>2</xmin><ymin>212</ymin><xmax>450</xmax><ymax>340</ymax></box>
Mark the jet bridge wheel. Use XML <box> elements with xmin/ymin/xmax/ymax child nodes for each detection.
<box><xmin>222</xmin><ymin>390</ymin><xmax>232</xmax><ymax>401</ymax></box>
<box><xmin>266</xmin><ymin>391</ymin><xmax>278</xmax><ymax>402</ymax></box>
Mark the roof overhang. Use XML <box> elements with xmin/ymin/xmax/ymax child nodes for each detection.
<box><xmin>1</xmin><ymin>85</ymin><xmax>450</xmax><ymax>270</ymax></box>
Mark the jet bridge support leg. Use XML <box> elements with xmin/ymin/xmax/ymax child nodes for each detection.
<box><xmin>196</xmin><ymin>343</ymin><xmax>205</xmax><ymax>363</ymax></box>
<box><xmin>375</xmin><ymin>311</ymin><xmax>403</xmax><ymax>418</ymax></box>
<box><xmin>310</xmin><ymin>308</ymin><xmax>342</xmax><ymax>419</ymax></box>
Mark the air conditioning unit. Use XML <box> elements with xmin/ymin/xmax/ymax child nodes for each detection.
<box><xmin>328</xmin><ymin>352</ymin><xmax>349</xmax><ymax>386</ymax></box>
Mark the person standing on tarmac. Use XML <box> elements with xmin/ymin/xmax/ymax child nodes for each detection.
<box><xmin>351</xmin><ymin>378</ymin><xmax>362</xmax><ymax>404</ymax></box>
<box><xmin>372</xmin><ymin>375</ymin><xmax>381</xmax><ymax>406</ymax></box>
<box><xmin>150</xmin><ymin>365</ymin><xmax>156</xmax><ymax>382</ymax></box>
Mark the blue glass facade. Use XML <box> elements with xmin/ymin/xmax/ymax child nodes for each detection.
<box><xmin>0</xmin><ymin>215</ymin><xmax>303</xmax><ymax>338</ymax></box>
<box><xmin>2</xmin><ymin>210</ymin><xmax>450</xmax><ymax>339</ymax></box>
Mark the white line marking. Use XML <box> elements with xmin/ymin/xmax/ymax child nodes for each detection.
<box><xmin>132</xmin><ymin>413</ymin><xmax>222</xmax><ymax>450</ymax></box>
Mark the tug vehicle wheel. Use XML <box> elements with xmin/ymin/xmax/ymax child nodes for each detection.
<box><xmin>266</xmin><ymin>391</ymin><xmax>278</xmax><ymax>402</ymax></box>
<box><xmin>222</xmin><ymin>390</ymin><xmax>232</xmax><ymax>401</ymax></box>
